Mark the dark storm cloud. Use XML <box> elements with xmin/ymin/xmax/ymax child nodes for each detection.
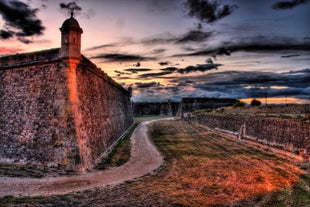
<box><xmin>173</xmin><ymin>34</ymin><xmax>310</xmax><ymax>58</ymax></box>
<box><xmin>0</xmin><ymin>29</ymin><xmax>13</xmax><ymax>39</ymax></box>
<box><xmin>91</xmin><ymin>53</ymin><xmax>155</xmax><ymax>62</ymax></box>
<box><xmin>227</xmin><ymin>43</ymin><xmax>310</xmax><ymax>52</ymax></box>
<box><xmin>138</xmin><ymin>71</ymin><xmax>174</xmax><ymax>79</ymax></box>
<box><xmin>177</xmin><ymin>63</ymin><xmax>221</xmax><ymax>74</ymax></box>
<box><xmin>236</xmin><ymin>32</ymin><xmax>298</xmax><ymax>44</ymax></box>
<box><xmin>152</xmin><ymin>48</ymin><xmax>167</xmax><ymax>54</ymax></box>
<box><xmin>114</xmin><ymin>70</ymin><xmax>131</xmax><ymax>75</ymax></box>
<box><xmin>159</xmin><ymin>61</ymin><xmax>171</xmax><ymax>66</ymax></box>
<box><xmin>124</xmin><ymin>68</ymin><xmax>152</xmax><ymax>73</ymax></box>
<box><xmin>183</xmin><ymin>68</ymin><xmax>310</xmax><ymax>99</ymax></box>
<box><xmin>172</xmin><ymin>47</ymin><xmax>227</xmax><ymax>58</ymax></box>
<box><xmin>135</xmin><ymin>82</ymin><xmax>158</xmax><ymax>88</ymax></box>
<box><xmin>176</xmin><ymin>30</ymin><xmax>213</xmax><ymax>44</ymax></box>
<box><xmin>142</xmin><ymin>30</ymin><xmax>214</xmax><ymax>45</ymax></box>
<box><xmin>181</xmin><ymin>46</ymin><xmax>199</xmax><ymax>52</ymax></box>
<box><xmin>173</xmin><ymin>43</ymin><xmax>310</xmax><ymax>58</ymax></box>
<box><xmin>281</xmin><ymin>54</ymin><xmax>301</xmax><ymax>58</ymax></box>
<box><xmin>272</xmin><ymin>0</ymin><xmax>310</xmax><ymax>10</ymax></box>
<box><xmin>160</xmin><ymin>67</ymin><xmax>178</xmax><ymax>72</ymax></box>
<box><xmin>85</xmin><ymin>38</ymin><xmax>137</xmax><ymax>52</ymax></box>
<box><xmin>185</xmin><ymin>0</ymin><xmax>238</xmax><ymax>24</ymax></box>
<box><xmin>0</xmin><ymin>0</ymin><xmax>45</xmax><ymax>43</ymax></box>
<box><xmin>141</xmin><ymin>33</ymin><xmax>176</xmax><ymax>45</ymax></box>
<box><xmin>138</xmin><ymin>63</ymin><xmax>222</xmax><ymax>79</ymax></box>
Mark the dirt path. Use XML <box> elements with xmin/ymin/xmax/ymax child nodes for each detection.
<box><xmin>0</xmin><ymin>119</ymin><xmax>167</xmax><ymax>197</ymax></box>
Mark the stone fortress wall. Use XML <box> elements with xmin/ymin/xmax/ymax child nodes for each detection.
<box><xmin>0</xmin><ymin>49</ymin><xmax>133</xmax><ymax>170</ymax></box>
<box><xmin>0</xmin><ymin>50</ymin><xmax>133</xmax><ymax>172</ymax></box>
<box><xmin>0</xmin><ymin>17</ymin><xmax>133</xmax><ymax>172</ymax></box>
<box><xmin>0</xmin><ymin>50</ymin><xmax>78</xmax><ymax>170</ymax></box>
<box><xmin>75</xmin><ymin>57</ymin><xmax>133</xmax><ymax>170</ymax></box>
<box><xmin>191</xmin><ymin>114</ymin><xmax>310</xmax><ymax>156</ymax></box>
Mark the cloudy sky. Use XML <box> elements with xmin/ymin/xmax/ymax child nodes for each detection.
<box><xmin>0</xmin><ymin>0</ymin><xmax>309</xmax><ymax>103</ymax></box>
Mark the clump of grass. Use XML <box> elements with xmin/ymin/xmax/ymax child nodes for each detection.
<box><xmin>0</xmin><ymin>195</ymin><xmax>48</xmax><ymax>207</ymax></box>
<box><xmin>0</xmin><ymin>162</ymin><xmax>44</xmax><ymax>178</ymax></box>
<box><xmin>245</xmin><ymin>174</ymin><xmax>310</xmax><ymax>207</ymax></box>
<box><xmin>96</xmin><ymin>123</ymin><xmax>138</xmax><ymax>169</ymax></box>
<box><xmin>0</xmin><ymin>195</ymin><xmax>14</xmax><ymax>206</ymax></box>
<box><xmin>193</xmin><ymin>109</ymin><xmax>213</xmax><ymax>114</ymax></box>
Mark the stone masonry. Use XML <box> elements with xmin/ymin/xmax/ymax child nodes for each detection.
<box><xmin>191</xmin><ymin>114</ymin><xmax>310</xmax><ymax>155</ymax></box>
<box><xmin>0</xmin><ymin>17</ymin><xmax>133</xmax><ymax>172</ymax></box>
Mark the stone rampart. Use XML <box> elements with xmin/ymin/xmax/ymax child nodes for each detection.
<box><xmin>0</xmin><ymin>56</ymin><xmax>80</xmax><ymax>170</ymax></box>
<box><xmin>0</xmin><ymin>50</ymin><xmax>133</xmax><ymax>172</ymax></box>
<box><xmin>75</xmin><ymin>56</ymin><xmax>133</xmax><ymax>170</ymax></box>
<box><xmin>191</xmin><ymin>114</ymin><xmax>310</xmax><ymax>155</ymax></box>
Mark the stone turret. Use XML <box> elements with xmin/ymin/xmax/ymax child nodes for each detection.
<box><xmin>59</xmin><ymin>15</ymin><xmax>83</xmax><ymax>59</ymax></box>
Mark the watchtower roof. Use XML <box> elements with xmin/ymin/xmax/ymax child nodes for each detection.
<box><xmin>60</xmin><ymin>16</ymin><xmax>83</xmax><ymax>33</ymax></box>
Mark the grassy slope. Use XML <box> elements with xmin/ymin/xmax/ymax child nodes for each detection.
<box><xmin>95</xmin><ymin>122</ymin><xmax>138</xmax><ymax>169</ymax></box>
<box><xmin>1</xmin><ymin>120</ymin><xmax>309</xmax><ymax>207</ymax></box>
<box><xmin>0</xmin><ymin>162</ymin><xmax>45</xmax><ymax>178</ymax></box>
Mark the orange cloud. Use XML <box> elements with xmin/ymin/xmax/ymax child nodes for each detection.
<box><xmin>0</xmin><ymin>47</ymin><xmax>23</xmax><ymax>55</ymax></box>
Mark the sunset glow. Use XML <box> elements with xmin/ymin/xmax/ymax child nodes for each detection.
<box><xmin>0</xmin><ymin>0</ymin><xmax>309</xmax><ymax>102</ymax></box>
<box><xmin>240</xmin><ymin>97</ymin><xmax>310</xmax><ymax>105</ymax></box>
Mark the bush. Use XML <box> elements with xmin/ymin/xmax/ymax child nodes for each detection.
<box><xmin>251</xmin><ymin>99</ymin><xmax>262</xmax><ymax>106</ymax></box>
<box><xmin>232</xmin><ymin>101</ymin><xmax>245</xmax><ymax>108</ymax></box>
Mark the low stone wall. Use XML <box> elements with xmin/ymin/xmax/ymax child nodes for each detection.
<box><xmin>191</xmin><ymin>114</ymin><xmax>310</xmax><ymax>155</ymax></box>
<box><xmin>132</xmin><ymin>102</ymin><xmax>179</xmax><ymax>116</ymax></box>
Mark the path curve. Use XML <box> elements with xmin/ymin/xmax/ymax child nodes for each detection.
<box><xmin>0</xmin><ymin>118</ymin><xmax>168</xmax><ymax>197</ymax></box>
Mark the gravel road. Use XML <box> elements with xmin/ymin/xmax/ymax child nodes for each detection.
<box><xmin>0</xmin><ymin>119</ymin><xmax>166</xmax><ymax>197</ymax></box>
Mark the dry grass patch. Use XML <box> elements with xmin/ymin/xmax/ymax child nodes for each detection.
<box><xmin>136</xmin><ymin>120</ymin><xmax>308</xmax><ymax>206</ymax></box>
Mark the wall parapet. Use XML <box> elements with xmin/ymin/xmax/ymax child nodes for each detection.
<box><xmin>0</xmin><ymin>48</ymin><xmax>60</xmax><ymax>69</ymax></box>
<box><xmin>80</xmin><ymin>56</ymin><xmax>130</xmax><ymax>95</ymax></box>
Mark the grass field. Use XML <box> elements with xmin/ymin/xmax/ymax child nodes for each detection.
<box><xmin>1</xmin><ymin>119</ymin><xmax>309</xmax><ymax>206</ymax></box>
